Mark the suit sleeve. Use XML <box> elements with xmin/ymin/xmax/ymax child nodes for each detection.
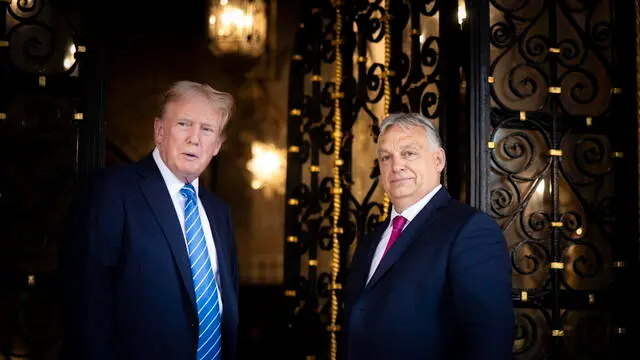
<box><xmin>448</xmin><ymin>212</ymin><xmax>514</xmax><ymax>360</ymax></box>
<box><xmin>59</xmin><ymin>173</ymin><xmax>124</xmax><ymax>360</ymax></box>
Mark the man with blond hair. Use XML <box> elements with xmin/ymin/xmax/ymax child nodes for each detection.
<box><xmin>61</xmin><ymin>81</ymin><xmax>239</xmax><ymax>360</ymax></box>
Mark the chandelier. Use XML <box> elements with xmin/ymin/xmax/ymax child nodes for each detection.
<box><xmin>208</xmin><ymin>0</ymin><xmax>268</xmax><ymax>58</ymax></box>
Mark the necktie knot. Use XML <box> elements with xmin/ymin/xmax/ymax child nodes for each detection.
<box><xmin>180</xmin><ymin>183</ymin><xmax>197</xmax><ymax>201</ymax></box>
<box><xmin>392</xmin><ymin>215</ymin><xmax>407</xmax><ymax>232</ymax></box>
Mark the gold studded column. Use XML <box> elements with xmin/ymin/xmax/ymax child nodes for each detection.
<box><xmin>381</xmin><ymin>0</ymin><xmax>391</xmax><ymax>221</ymax></box>
<box><xmin>330</xmin><ymin>1</ymin><xmax>343</xmax><ymax>359</ymax></box>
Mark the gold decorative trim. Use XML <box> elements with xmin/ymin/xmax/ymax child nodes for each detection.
<box><xmin>549</xmin><ymin>47</ymin><xmax>560</xmax><ymax>53</ymax></box>
<box><xmin>614</xmin><ymin>261</ymin><xmax>625</xmax><ymax>268</ymax></box>
<box><xmin>77</xmin><ymin>45</ymin><xmax>87</xmax><ymax>53</ymax></box>
<box><xmin>285</xmin><ymin>290</ymin><xmax>296</xmax><ymax>297</ymax></box>
<box><xmin>589</xmin><ymin>294</ymin><xmax>595</xmax><ymax>304</ymax></box>
<box><xmin>289</xmin><ymin>109</ymin><xmax>301</xmax><ymax>116</ymax></box>
<box><xmin>488</xmin><ymin>76</ymin><xmax>495</xmax><ymax>83</ymax></box>
<box><xmin>38</xmin><ymin>76</ymin><xmax>46</xmax><ymax>87</ymax></box>
<box><xmin>331</xmin><ymin>91</ymin><xmax>344</xmax><ymax>99</ymax></box>
<box><xmin>308</xmin><ymin>259</ymin><xmax>318</xmax><ymax>266</ymax></box>
<box><xmin>0</xmin><ymin>113</ymin><xmax>6</xmax><ymax>120</ymax></box>
<box><xmin>334</xmin><ymin>159</ymin><xmax>344</xmax><ymax>166</ymax></box>
<box><xmin>586</xmin><ymin>117</ymin><xmax>593</xmax><ymax>126</ymax></box>
<box><xmin>292</xmin><ymin>54</ymin><xmax>303</xmax><ymax>60</ymax></box>
<box><xmin>311</xmin><ymin>75</ymin><xmax>323</xmax><ymax>82</ymax></box>
<box><xmin>327</xmin><ymin>325</ymin><xmax>341</xmax><ymax>332</ymax></box>
<box><xmin>287</xmin><ymin>198</ymin><xmax>299</xmax><ymax>206</ymax></box>
<box><xmin>330</xmin><ymin>227</ymin><xmax>344</xmax><ymax>235</ymax></box>
<box><xmin>309</xmin><ymin>165</ymin><xmax>320</xmax><ymax>172</ymax></box>
<box><xmin>612</xmin><ymin>152</ymin><xmax>624</xmax><ymax>158</ymax></box>
<box><xmin>286</xmin><ymin>236</ymin><xmax>298</xmax><ymax>243</ymax></box>
<box><xmin>288</xmin><ymin>145</ymin><xmax>300</xmax><ymax>153</ymax></box>
<box><xmin>28</xmin><ymin>275</ymin><xmax>35</xmax><ymax>286</ymax></box>
<box><xmin>551</xmin><ymin>222</ymin><xmax>563</xmax><ymax>228</ymax></box>
<box><xmin>331</xmin><ymin>187</ymin><xmax>343</xmax><ymax>195</ymax></box>
<box><xmin>74</xmin><ymin>113</ymin><xmax>84</xmax><ymax>120</ymax></box>
<box><xmin>550</xmin><ymin>262</ymin><xmax>564</xmax><ymax>269</ymax></box>
<box><xmin>521</xmin><ymin>291</ymin><xmax>528</xmax><ymax>302</ymax></box>
<box><xmin>488</xmin><ymin>141</ymin><xmax>496</xmax><ymax>149</ymax></box>
<box><xmin>548</xmin><ymin>86</ymin><xmax>561</xmax><ymax>94</ymax></box>
<box><xmin>552</xmin><ymin>330</ymin><xmax>564</xmax><ymax>337</ymax></box>
<box><xmin>611</xmin><ymin>87</ymin><xmax>623</xmax><ymax>94</ymax></box>
<box><xmin>328</xmin><ymin>283</ymin><xmax>342</xmax><ymax>290</ymax></box>
<box><xmin>519</xmin><ymin>111</ymin><xmax>526</xmax><ymax>121</ymax></box>
<box><xmin>548</xmin><ymin>149</ymin><xmax>563</xmax><ymax>156</ymax></box>
<box><xmin>357</xmin><ymin>56</ymin><xmax>366</xmax><ymax>63</ymax></box>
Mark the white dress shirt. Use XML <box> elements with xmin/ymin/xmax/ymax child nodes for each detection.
<box><xmin>367</xmin><ymin>184</ymin><xmax>443</xmax><ymax>283</ymax></box>
<box><xmin>152</xmin><ymin>147</ymin><xmax>223</xmax><ymax>312</ymax></box>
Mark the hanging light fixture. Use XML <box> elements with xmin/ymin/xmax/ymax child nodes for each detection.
<box><xmin>208</xmin><ymin>0</ymin><xmax>268</xmax><ymax>58</ymax></box>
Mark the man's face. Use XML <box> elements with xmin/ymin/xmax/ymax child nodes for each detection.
<box><xmin>377</xmin><ymin>124</ymin><xmax>445</xmax><ymax>212</ymax></box>
<box><xmin>154</xmin><ymin>94</ymin><xmax>225</xmax><ymax>183</ymax></box>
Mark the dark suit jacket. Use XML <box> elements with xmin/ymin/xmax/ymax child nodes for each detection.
<box><xmin>342</xmin><ymin>187</ymin><xmax>514</xmax><ymax>360</ymax></box>
<box><xmin>60</xmin><ymin>154</ymin><xmax>239</xmax><ymax>360</ymax></box>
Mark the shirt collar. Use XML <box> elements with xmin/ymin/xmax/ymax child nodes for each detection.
<box><xmin>390</xmin><ymin>184</ymin><xmax>442</xmax><ymax>223</ymax></box>
<box><xmin>152</xmin><ymin>147</ymin><xmax>199</xmax><ymax>197</ymax></box>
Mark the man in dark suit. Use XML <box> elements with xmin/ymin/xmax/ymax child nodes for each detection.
<box><xmin>60</xmin><ymin>81</ymin><xmax>239</xmax><ymax>360</ymax></box>
<box><xmin>342</xmin><ymin>113</ymin><xmax>514</xmax><ymax>360</ymax></box>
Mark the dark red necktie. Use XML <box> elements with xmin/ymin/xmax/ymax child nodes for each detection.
<box><xmin>382</xmin><ymin>215</ymin><xmax>407</xmax><ymax>258</ymax></box>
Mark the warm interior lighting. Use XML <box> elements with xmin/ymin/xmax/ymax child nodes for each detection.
<box><xmin>457</xmin><ymin>0</ymin><xmax>467</xmax><ymax>26</ymax></box>
<box><xmin>63</xmin><ymin>43</ymin><xmax>76</xmax><ymax>70</ymax></box>
<box><xmin>246</xmin><ymin>141</ymin><xmax>286</xmax><ymax>197</ymax></box>
<box><xmin>208</xmin><ymin>0</ymin><xmax>267</xmax><ymax>57</ymax></box>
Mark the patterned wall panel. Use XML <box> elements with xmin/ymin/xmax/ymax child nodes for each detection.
<box><xmin>0</xmin><ymin>0</ymin><xmax>103</xmax><ymax>358</ymax></box>
<box><xmin>485</xmin><ymin>0</ymin><xmax>637</xmax><ymax>358</ymax></box>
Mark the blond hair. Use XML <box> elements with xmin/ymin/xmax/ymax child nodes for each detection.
<box><xmin>158</xmin><ymin>80</ymin><xmax>235</xmax><ymax>129</ymax></box>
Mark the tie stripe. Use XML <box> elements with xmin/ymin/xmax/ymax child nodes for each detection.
<box><xmin>181</xmin><ymin>184</ymin><xmax>222</xmax><ymax>360</ymax></box>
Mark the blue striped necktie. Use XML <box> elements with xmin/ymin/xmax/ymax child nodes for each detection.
<box><xmin>180</xmin><ymin>184</ymin><xmax>222</xmax><ymax>360</ymax></box>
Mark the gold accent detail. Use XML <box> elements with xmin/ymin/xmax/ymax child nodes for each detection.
<box><xmin>617</xmin><ymin>327</ymin><xmax>626</xmax><ymax>334</ymax></box>
<box><xmin>552</xmin><ymin>330</ymin><xmax>564</xmax><ymax>337</ymax></box>
<box><xmin>287</xmin><ymin>236</ymin><xmax>298</xmax><ymax>243</ymax></box>
<box><xmin>519</xmin><ymin>111</ymin><xmax>526</xmax><ymax>121</ymax></box>
<box><xmin>331</xmin><ymin>91</ymin><xmax>344</xmax><ymax>99</ymax></box>
<box><xmin>614</xmin><ymin>261</ymin><xmax>625</xmax><ymax>268</ymax></box>
<box><xmin>335</xmin><ymin>159</ymin><xmax>344</xmax><ymax>166</ymax></box>
<box><xmin>328</xmin><ymin>283</ymin><xmax>342</xmax><ymax>290</ymax></box>
<box><xmin>488</xmin><ymin>76</ymin><xmax>495</xmax><ymax>83</ymax></box>
<box><xmin>330</xmin><ymin>3</ymin><xmax>344</xmax><ymax>359</ymax></box>
<box><xmin>550</xmin><ymin>262</ymin><xmax>564</xmax><ymax>269</ymax></box>
<box><xmin>288</xmin><ymin>198</ymin><xmax>299</xmax><ymax>205</ymax></box>
<box><xmin>330</xmin><ymin>227</ymin><xmax>344</xmax><ymax>235</ymax></box>
<box><xmin>309</xmin><ymin>259</ymin><xmax>318</xmax><ymax>266</ymax></box>
<box><xmin>586</xmin><ymin>117</ymin><xmax>593</xmax><ymax>126</ymax></box>
<box><xmin>310</xmin><ymin>165</ymin><xmax>320</xmax><ymax>172</ymax></box>
<box><xmin>289</xmin><ymin>109</ymin><xmax>301</xmax><ymax>116</ymax></box>
<box><xmin>549</xmin><ymin>86</ymin><xmax>561</xmax><ymax>94</ymax></box>
<box><xmin>612</xmin><ymin>152</ymin><xmax>624</xmax><ymax>158</ymax></box>
<box><xmin>39</xmin><ymin>76</ymin><xmax>46</xmax><ymax>87</ymax></box>
<box><xmin>288</xmin><ymin>146</ymin><xmax>300</xmax><ymax>153</ymax></box>
<box><xmin>576</xmin><ymin>227</ymin><xmax>583</xmax><ymax>236</ymax></box>
<box><xmin>357</xmin><ymin>56</ymin><xmax>366</xmax><ymax>63</ymax></box>
<box><xmin>380</xmin><ymin>0</ymin><xmax>392</xmax><ymax>225</ymax></box>
<box><xmin>588</xmin><ymin>293</ymin><xmax>595</xmax><ymax>304</ymax></box>
<box><xmin>285</xmin><ymin>290</ymin><xmax>296</xmax><ymax>297</ymax></box>
<box><xmin>611</xmin><ymin>87</ymin><xmax>623</xmax><ymax>94</ymax></box>
<box><xmin>0</xmin><ymin>40</ymin><xmax>8</xmax><ymax>47</ymax></box>
<box><xmin>521</xmin><ymin>291</ymin><xmax>528</xmax><ymax>302</ymax></box>
<box><xmin>73</xmin><ymin>113</ymin><xmax>84</xmax><ymax>120</ymax></box>
<box><xmin>311</xmin><ymin>75</ymin><xmax>323</xmax><ymax>82</ymax></box>
<box><xmin>292</xmin><ymin>54</ymin><xmax>303</xmax><ymax>60</ymax></box>
<box><xmin>0</xmin><ymin>113</ymin><xmax>6</xmax><ymax>120</ymax></box>
<box><xmin>488</xmin><ymin>142</ymin><xmax>496</xmax><ymax>149</ymax></box>
<box><xmin>549</xmin><ymin>47</ymin><xmax>561</xmax><ymax>53</ymax></box>
<box><xmin>77</xmin><ymin>45</ymin><xmax>86</xmax><ymax>53</ymax></box>
<box><xmin>548</xmin><ymin>149</ymin><xmax>563</xmax><ymax>156</ymax></box>
<box><xmin>27</xmin><ymin>275</ymin><xmax>35</xmax><ymax>286</ymax></box>
<box><xmin>551</xmin><ymin>222</ymin><xmax>564</xmax><ymax>228</ymax></box>
<box><xmin>411</xmin><ymin>28</ymin><xmax>419</xmax><ymax>35</ymax></box>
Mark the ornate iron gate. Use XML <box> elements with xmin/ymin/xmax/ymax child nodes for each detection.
<box><xmin>284</xmin><ymin>0</ymin><xmax>638</xmax><ymax>359</ymax></box>
<box><xmin>0</xmin><ymin>0</ymin><xmax>104</xmax><ymax>358</ymax></box>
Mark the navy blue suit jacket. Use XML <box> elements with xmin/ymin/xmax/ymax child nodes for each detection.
<box><xmin>60</xmin><ymin>154</ymin><xmax>239</xmax><ymax>360</ymax></box>
<box><xmin>342</xmin><ymin>187</ymin><xmax>514</xmax><ymax>360</ymax></box>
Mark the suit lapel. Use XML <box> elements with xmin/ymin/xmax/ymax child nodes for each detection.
<box><xmin>365</xmin><ymin>188</ymin><xmax>451</xmax><ymax>290</ymax></box>
<box><xmin>347</xmin><ymin>221</ymin><xmax>388</xmax><ymax>303</ymax></box>
<box><xmin>136</xmin><ymin>155</ymin><xmax>196</xmax><ymax>307</ymax></box>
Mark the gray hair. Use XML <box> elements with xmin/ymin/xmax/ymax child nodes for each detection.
<box><xmin>379</xmin><ymin>112</ymin><xmax>442</xmax><ymax>151</ymax></box>
<box><xmin>158</xmin><ymin>80</ymin><xmax>235</xmax><ymax>128</ymax></box>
